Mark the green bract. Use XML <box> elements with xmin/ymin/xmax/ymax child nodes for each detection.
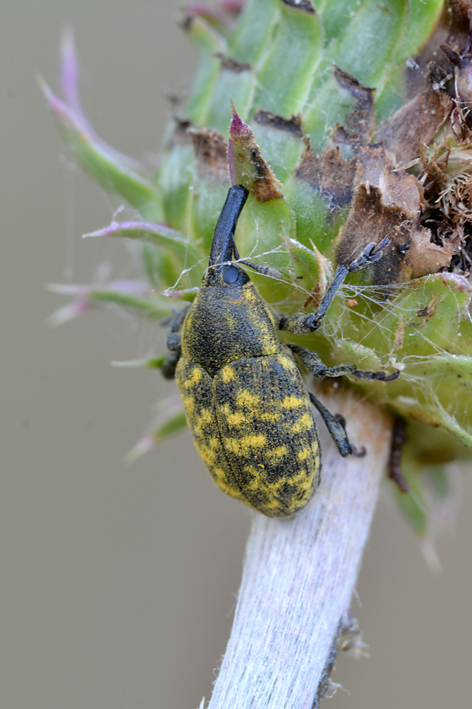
<box><xmin>45</xmin><ymin>0</ymin><xmax>472</xmax><ymax>540</ymax></box>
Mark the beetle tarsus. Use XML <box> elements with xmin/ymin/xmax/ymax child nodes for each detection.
<box><xmin>349</xmin><ymin>237</ymin><xmax>391</xmax><ymax>272</ymax></box>
<box><xmin>354</xmin><ymin>368</ymin><xmax>400</xmax><ymax>382</ymax></box>
<box><xmin>309</xmin><ymin>393</ymin><xmax>353</xmax><ymax>458</ymax></box>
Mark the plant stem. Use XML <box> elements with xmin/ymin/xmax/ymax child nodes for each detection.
<box><xmin>206</xmin><ymin>388</ymin><xmax>392</xmax><ymax>709</ymax></box>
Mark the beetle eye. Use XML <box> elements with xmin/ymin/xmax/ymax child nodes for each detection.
<box><xmin>223</xmin><ymin>265</ymin><xmax>239</xmax><ymax>284</ymax></box>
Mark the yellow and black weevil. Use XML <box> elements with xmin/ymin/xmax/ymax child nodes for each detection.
<box><xmin>163</xmin><ymin>185</ymin><xmax>399</xmax><ymax>518</ymax></box>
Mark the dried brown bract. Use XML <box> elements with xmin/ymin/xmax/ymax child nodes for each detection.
<box><xmin>332</xmin><ymin>66</ymin><xmax>375</xmax><ymax>150</ymax></box>
<box><xmin>336</xmin><ymin>146</ymin><xmax>457</xmax><ymax>284</ymax></box>
<box><xmin>188</xmin><ymin>127</ymin><xmax>229</xmax><ymax>181</ymax></box>
<box><xmin>296</xmin><ymin>146</ymin><xmax>357</xmax><ymax>209</ymax></box>
<box><xmin>379</xmin><ymin>69</ymin><xmax>452</xmax><ymax>165</ymax></box>
<box><xmin>254</xmin><ymin>110</ymin><xmax>304</xmax><ymax>138</ymax></box>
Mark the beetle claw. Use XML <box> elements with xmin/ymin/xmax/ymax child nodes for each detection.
<box><xmin>350</xmin><ymin>444</ymin><xmax>366</xmax><ymax>458</ymax></box>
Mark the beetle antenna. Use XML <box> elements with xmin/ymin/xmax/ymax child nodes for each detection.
<box><xmin>239</xmin><ymin>259</ymin><xmax>283</xmax><ymax>279</ymax></box>
<box><xmin>232</xmin><ymin>231</ymin><xmax>283</xmax><ymax>279</ymax></box>
<box><xmin>232</xmin><ymin>238</ymin><xmax>240</xmax><ymax>261</ymax></box>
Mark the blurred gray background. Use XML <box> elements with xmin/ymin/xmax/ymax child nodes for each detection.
<box><xmin>2</xmin><ymin>1</ymin><xmax>472</xmax><ymax>707</ymax></box>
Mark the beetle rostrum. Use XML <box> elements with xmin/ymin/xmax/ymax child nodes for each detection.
<box><xmin>163</xmin><ymin>185</ymin><xmax>399</xmax><ymax>517</ymax></box>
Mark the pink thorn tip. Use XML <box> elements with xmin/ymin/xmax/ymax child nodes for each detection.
<box><xmin>125</xmin><ymin>436</ymin><xmax>155</xmax><ymax>463</ymax></box>
<box><xmin>37</xmin><ymin>76</ymin><xmax>59</xmax><ymax>109</ymax></box>
<box><xmin>84</xmin><ymin>223</ymin><xmax>119</xmax><ymax>238</ymax></box>
<box><xmin>187</xmin><ymin>3</ymin><xmax>228</xmax><ymax>23</ymax></box>
<box><xmin>228</xmin><ymin>100</ymin><xmax>253</xmax><ymax>185</ymax></box>
<box><xmin>38</xmin><ymin>76</ymin><xmax>88</xmax><ymax>133</ymax></box>
<box><xmin>60</xmin><ymin>26</ymin><xmax>81</xmax><ymax>112</ymax></box>
<box><xmin>419</xmin><ymin>538</ymin><xmax>442</xmax><ymax>574</ymax></box>
<box><xmin>229</xmin><ymin>100</ymin><xmax>251</xmax><ymax>138</ymax></box>
<box><xmin>41</xmin><ymin>34</ymin><xmax>147</xmax><ymax>175</ymax></box>
<box><xmin>47</xmin><ymin>299</ymin><xmax>90</xmax><ymax>327</ymax></box>
<box><xmin>220</xmin><ymin>0</ymin><xmax>244</xmax><ymax>13</ymax></box>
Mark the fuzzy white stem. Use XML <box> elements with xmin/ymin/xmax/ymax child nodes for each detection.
<box><xmin>206</xmin><ymin>389</ymin><xmax>392</xmax><ymax>709</ymax></box>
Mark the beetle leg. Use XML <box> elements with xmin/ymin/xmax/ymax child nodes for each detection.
<box><xmin>161</xmin><ymin>305</ymin><xmax>190</xmax><ymax>380</ymax></box>
<box><xmin>309</xmin><ymin>393</ymin><xmax>365</xmax><ymax>458</ymax></box>
<box><xmin>165</xmin><ymin>304</ymin><xmax>191</xmax><ymax>349</ymax></box>
<box><xmin>279</xmin><ymin>238</ymin><xmax>391</xmax><ymax>335</ymax></box>
<box><xmin>162</xmin><ymin>326</ymin><xmax>182</xmax><ymax>379</ymax></box>
<box><xmin>161</xmin><ymin>349</ymin><xmax>181</xmax><ymax>380</ymax></box>
<box><xmin>166</xmin><ymin>305</ymin><xmax>190</xmax><ymax>337</ymax></box>
<box><xmin>279</xmin><ymin>266</ymin><xmax>349</xmax><ymax>334</ymax></box>
<box><xmin>308</xmin><ymin>392</ymin><xmax>364</xmax><ymax>457</ymax></box>
<box><xmin>287</xmin><ymin>344</ymin><xmax>400</xmax><ymax>382</ymax></box>
<box><xmin>332</xmin><ymin>413</ymin><xmax>366</xmax><ymax>457</ymax></box>
<box><xmin>166</xmin><ymin>332</ymin><xmax>181</xmax><ymax>351</ymax></box>
<box><xmin>287</xmin><ymin>344</ymin><xmax>356</xmax><ymax>378</ymax></box>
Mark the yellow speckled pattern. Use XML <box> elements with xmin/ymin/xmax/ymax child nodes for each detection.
<box><xmin>176</xmin><ymin>357</ymin><xmax>247</xmax><ymax>504</ymax></box>
<box><xmin>215</xmin><ymin>351</ymin><xmax>320</xmax><ymax>516</ymax></box>
<box><xmin>176</xmin><ymin>347</ymin><xmax>320</xmax><ymax>517</ymax></box>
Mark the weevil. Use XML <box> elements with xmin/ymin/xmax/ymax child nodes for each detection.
<box><xmin>163</xmin><ymin>185</ymin><xmax>399</xmax><ymax>518</ymax></box>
